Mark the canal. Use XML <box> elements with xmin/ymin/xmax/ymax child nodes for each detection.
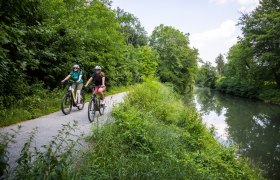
<box><xmin>193</xmin><ymin>88</ymin><xmax>280</xmax><ymax>179</ymax></box>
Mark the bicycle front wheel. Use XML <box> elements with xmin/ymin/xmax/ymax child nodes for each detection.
<box><xmin>61</xmin><ymin>93</ymin><xmax>72</xmax><ymax>115</ymax></box>
<box><xmin>88</xmin><ymin>99</ymin><xmax>96</xmax><ymax>122</ymax></box>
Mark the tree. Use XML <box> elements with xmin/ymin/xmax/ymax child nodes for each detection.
<box><xmin>150</xmin><ymin>24</ymin><xmax>198</xmax><ymax>93</ymax></box>
<box><xmin>0</xmin><ymin>0</ymin><xmax>157</xmax><ymax>107</ymax></box>
<box><xmin>215</xmin><ymin>54</ymin><xmax>225</xmax><ymax>75</ymax></box>
<box><xmin>115</xmin><ymin>8</ymin><xmax>148</xmax><ymax>47</ymax></box>
<box><xmin>239</xmin><ymin>0</ymin><xmax>280</xmax><ymax>88</ymax></box>
<box><xmin>196</xmin><ymin>61</ymin><xmax>218</xmax><ymax>88</ymax></box>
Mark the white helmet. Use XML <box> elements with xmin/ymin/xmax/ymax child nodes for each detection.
<box><xmin>73</xmin><ymin>64</ymin><xmax>80</xmax><ymax>69</ymax></box>
<box><xmin>94</xmin><ymin>65</ymin><xmax>101</xmax><ymax>70</ymax></box>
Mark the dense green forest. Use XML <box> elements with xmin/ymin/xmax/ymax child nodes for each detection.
<box><xmin>0</xmin><ymin>0</ymin><xmax>156</xmax><ymax>102</ymax></box>
<box><xmin>196</xmin><ymin>0</ymin><xmax>280</xmax><ymax>103</ymax></box>
<box><xmin>0</xmin><ymin>0</ymin><xmax>197</xmax><ymax>125</ymax></box>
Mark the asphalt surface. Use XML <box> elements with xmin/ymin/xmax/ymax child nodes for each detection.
<box><xmin>0</xmin><ymin>92</ymin><xmax>127</xmax><ymax>173</ymax></box>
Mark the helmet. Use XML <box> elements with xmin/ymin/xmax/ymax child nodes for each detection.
<box><xmin>73</xmin><ymin>64</ymin><xmax>80</xmax><ymax>69</ymax></box>
<box><xmin>94</xmin><ymin>65</ymin><xmax>101</xmax><ymax>70</ymax></box>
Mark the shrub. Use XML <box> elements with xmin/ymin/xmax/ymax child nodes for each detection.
<box><xmin>74</xmin><ymin>81</ymin><xmax>261</xmax><ymax>179</ymax></box>
<box><xmin>0</xmin><ymin>121</ymin><xmax>82</xmax><ymax>179</ymax></box>
<box><xmin>215</xmin><ymin>77</ymin><xmax>259</xmax><ymax>98</ymax></box>
<box><xmin>259</xmin><ymin>89</ymin><xmax>280</xmax><ymax>104</ymax></box>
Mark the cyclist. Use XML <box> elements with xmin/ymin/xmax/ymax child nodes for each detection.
<box><xmin>84</xmin><ymin>65</ymin><xmax>106</xmax><ymax>105</ymax></box>
<box><xmin>61</xmin><ymin>64</ymin><xmax>83</xmax><ymax>107</ymax></box>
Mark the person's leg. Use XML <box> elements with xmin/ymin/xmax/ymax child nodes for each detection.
<box><xmin>98</xmin><ymin>86</ymin><xmax>106</xmax><ymax>104</ymax></box>
<box><xmin>71</xmin><ymin>84</ymin><xmax>77</xmax><ymax>102</ymax></box>
<box><xmin>76</xmin><ymin>83</ymin><xmax>83</xmax><ymax>104</ymax></box>
<box><xmin>93</xmin><ymin>86</ymin><xmax>99</xmax><ymax>95</ymax></box>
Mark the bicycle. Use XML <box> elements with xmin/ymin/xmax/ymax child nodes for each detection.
<box><xmin>87</xmin><ymin>85</ymin><xmax>105</xmax><ymax>122</ymax></box>
<box><xmin>61</xmin><ymin>81</ymin><xmax>85</xmax><ymax>115</ymax></box>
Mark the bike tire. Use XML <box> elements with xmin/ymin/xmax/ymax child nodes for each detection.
<box><xmin>99</xmin><ymin>102</ymin><xmax>105</xmax><ymax>115</ymax></box>
<box><xmin>88</xmin><ymin>98</ymin><xmax>96</xmax><ymax>122</ymax></box>
<box><xmin>61</xmin><ymin>93</ymin><xmax>72</xmax><ymax>115</ymax></box>
<box><xmin>77</xmin><ymin>92</ymin><xmax>86</xmax><ymax>110</ymax></box>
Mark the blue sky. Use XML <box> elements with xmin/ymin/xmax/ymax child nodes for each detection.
<box><xmin>111</xmin><ymin>0</ymin><xmax>259</xmax><ymax>64</ymax></box>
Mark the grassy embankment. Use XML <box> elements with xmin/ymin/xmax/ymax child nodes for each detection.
<box><xmin>0</xmin><ymin>85</ymin><xmax>134</xmax><ymax>127</ymax></box>
<box><xmin>74</xmin><ymin>81</ymin><xmax>261</xmax><ymax>179</ymax></box>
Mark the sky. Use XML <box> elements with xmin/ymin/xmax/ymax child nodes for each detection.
<box><xmin>111</xmin><ymin>0</ymin><xmax>259</xmax><ymax>65</ymax></box>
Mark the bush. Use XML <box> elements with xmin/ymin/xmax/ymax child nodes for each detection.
<box><xmin>74</xmin><ymin>81</ymin><xmax>261</xmax><ymax>179</ymax></box>
<box><xmin>215</xmin><ymin>77</ymin><xmax>259</xmax><ymax>98</ymax></box>
<box><xmin>259</xmin><ymin>89</ymin><xmax>280</xmax><ymax>104</ymax></box>
<box><xmin>0</xmin><ymin>83</ymin><xmax>64</xmax><ymax>127</ymax></box>
<box><xmin>0</xmin><ymin>121</ymin><xmax>82</xmax><ymax>179</ymax></box>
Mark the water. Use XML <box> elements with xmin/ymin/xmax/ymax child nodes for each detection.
<box><xmin>193</xmin><ymin>88</ymin><xmax>280</xmax><ymax>179</ymax></box>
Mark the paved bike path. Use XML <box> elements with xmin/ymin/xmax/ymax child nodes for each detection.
<box><xmin>0</xmin><ymin>92</ymin><xmax>127</xmax><ymax>171</ymax></box>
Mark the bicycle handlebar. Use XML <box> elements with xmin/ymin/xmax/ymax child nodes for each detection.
<box><xmin>62</xmin><ymin>81</ymin><xmax>79</xmax><ymax>85</ymax></box>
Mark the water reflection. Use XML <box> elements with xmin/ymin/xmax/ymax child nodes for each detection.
<box><xmin>194</xmin><ymin>88</ymin><xmax>280</xmax><ymax>179</ymax></box>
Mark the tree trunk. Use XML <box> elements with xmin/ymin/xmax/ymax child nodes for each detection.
<box><xmin>275</xmin><ymin>72</ymin><xmax>280</xmax><ymax>89</ymax></box>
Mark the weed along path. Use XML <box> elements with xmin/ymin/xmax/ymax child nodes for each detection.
<box><xmin>0</xmin><ymin>92</ymin><xmax>127</xmax><ymax>172</ymax></box>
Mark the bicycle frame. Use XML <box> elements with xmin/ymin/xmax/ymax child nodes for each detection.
<box><xmin>68</xmin><ymin>85</ymin><xmax>77</xmax><ymax>104</ymax></box>
<box><xmin>92</xmin><ymin>93</ymin><xmax>101</xmax><ymax>110</ymax></box>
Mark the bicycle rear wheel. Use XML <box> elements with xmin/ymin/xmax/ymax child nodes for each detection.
<box><xmin>88</xmin><ymin>98</ymin><xmax>96</xmax><ymax>122</ymax></box>
<box><xmin>99</xmin><ymin>102</ymin><xmax>105</xmax><ymax>115</ymax></box>
<box><xmin>61</xmin><ymin>93</ymin><xmax>72</xmax><ymax>115</ymax></box>
<box><xmin>77</xmin><ymin>91</ymin><xmax>85</xmax><ymax>110</ymax></box>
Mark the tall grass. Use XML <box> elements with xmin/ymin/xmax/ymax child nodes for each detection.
<box><xmin>75</xmin><ymin>81</ymin><xmax>262</xmax><ymax>179</ymax></box>
<box><xmin>0</xmin><ymin>121</ymin><xmax>82</xmax><ymax>179</ymax></box>
<box><xmin>0</xmin><ymin>87</ymin><xmax>64</xmax><ymax>127</ymax></box>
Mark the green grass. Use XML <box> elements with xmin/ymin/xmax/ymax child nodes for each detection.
<box><xmin>0</xmin><ymin>89</ymin><xmax>64</xmax><ymax>127</ymax></box>
<box><xmin>106</xmin><ymin>84</ymin><xmax>136</xmax><ymax>96</ymax></box>
<box><xmin>74</xmin><ymin>80</ymin><xmax>262</xmax><ymax>179</ymax></box>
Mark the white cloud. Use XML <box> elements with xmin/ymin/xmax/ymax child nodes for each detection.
<box><xmin>209</xmin><ymin>0</ymin><xmax>229</xmax><ymax>4</ymax></box>
<box><xmin>238</xmin><ymin>0</ymin><xmax>259</xmax><ymax>12</ymax></box>
<box><xmin>209</xmin><ymin>0</ymin><xmax>259</xmax><ymax>6</ymax></box>
<box><xmin>239</xmin><ymin>5</ymin><xmax>258</xmax><ymax>13</ymax></box>
<box><xmin>189</xmin><ymin>20</ymin><xmax>238</xmax><ymax>64</ymax></box>
<box><xmin>236</xmin><ymin>0</ymin><xmax>259</xmax><ymax>5</ymax></box>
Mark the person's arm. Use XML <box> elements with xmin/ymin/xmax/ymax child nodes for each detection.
<box><xmin>61</xmin><ymin>75</ymin><xmax>71</xmax><ymax>83</ymax></box>
<box><xmin>77</xmin><ymin>73</ymin><xmax>82</xmax><ymax>83</ymax></box>
<box><xmin>102</xmin><ymin>76</ymin><xmax>105</xmax><ymax>87</ymax></box>
<box><xmin>84</xmin><ymin>77</ymin><xmax>93</xmax><ymax>87</ymax></box>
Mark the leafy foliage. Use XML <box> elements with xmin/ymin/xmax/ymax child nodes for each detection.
<box><xmin>74</xmin><ymin>81</ymin><xmax>261</xmax><ymax>179</ymax></box>
<box><xmin>150</xmin><ymin>24</ymin><xmax>198</xmax><ymax>93</ymax></box>
<box><xmin>0</xmin><ymin>0</ymin><xmax>158</xmax><ymax>115</ymax></box>
<box><xmin>0</xmin><ymin>121</ymin><xmax>82</xmax><ymax>179</ymax></box>
<box><xmin>0</xmin><ymin>126</ymin><xmax>21</xmax><ymax>178</ymax></box>
<box><xmin>215</xmin><ymin>0</ymin><xmax>280</xmax><ymax>102</ymax></box>
<box><xmin>215</xmin><ymin>53</ymin><xmax>225</xmax><ymax>75</ymax></box>
<box><xmin>196</xmin><ymin>61</ymin><xmax>218</xmax><ymax>88</ymax></box>
<box><xmin>0</xmin><ymin>83</ymin><xmax>63</xmax><ymax>127</ymax></box>
<box><xmin>116</xmin><ymin>7</ymin><xmax>148</xmax><ymax>47</ymax></box>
